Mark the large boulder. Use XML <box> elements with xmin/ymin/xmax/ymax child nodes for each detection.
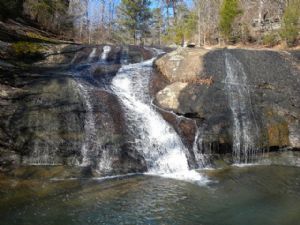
<box><xmin>155</xmin><ymin>47</ymin><xmax>209</xmax><ymax>82</ymax></box>
<box><xmin>154</xmin><ymin>48</ymin><xmax>300</xmax><ymax>154</ymax></box>
<box><xmin>156</xmin><ymin>82</ymin><xmax>189</xmax><ymax>113</ymax></box>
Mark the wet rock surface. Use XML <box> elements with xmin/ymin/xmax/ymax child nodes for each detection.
<box><xmin>154</xmin><ymin>48</ymin><xmax>300</xmax><ymax>156</ymax></box>
<box><xmin>156</xmin><ymin>82</ymin><xmax>189</xmax><ymax>112</ymax></box>
<box><xmin>0</xmin><ymin>44</ymin><xmax>152</xmax><ymax>175</ymax></box>
<box><xmin>1</xmin><ymin>42</ymin><xmax>300</xmax><ymax>175</ymax></box>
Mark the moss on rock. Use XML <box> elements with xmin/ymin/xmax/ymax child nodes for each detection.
<box><xmin>267</xmin><ymin>122</ymin><xmax>290</xmax><ymax>147</ymax></box>
<box><xmin>25</xmin><ymin>32</ymin><xmax>52</xmax><ymax>42</ymax></box>
<box><xmin>265</xmin><ymin>109</ymin><xmax>290</xmax><ymax>147</ymax></box>
<box><xmin>10</xmin><ymin>41</ymin><xmax>46</xmax><ymax>59</ymax></box>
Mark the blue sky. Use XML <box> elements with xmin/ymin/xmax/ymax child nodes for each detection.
<box><xmin>88</xmin><ymin>0</ymin><xmax>194</xmax><ymax>23</ymax></box>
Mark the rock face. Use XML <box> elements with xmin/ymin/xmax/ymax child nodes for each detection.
<box><xmin>156</xmin><ymin>82</ymin><xmax>189</xmax><ymax>113</ymax></box>
<box><xmin>155</xmin><ymin>47</ymin><xmax>209</xmax><ymax>82</ymax></box>
<box><xmin>154</xmin><ymin>48</ymin><xmax>300</xmax><ymax>157</ymax></box>
<box><xmin>0</xmin><ymin>44</ymin><xmax>151</xmax><ymax>175</ymax></box>
<box><xmin>1</xmin><ymin>42</ymin><xmax>299</xmax><ymax>174</ymax></box>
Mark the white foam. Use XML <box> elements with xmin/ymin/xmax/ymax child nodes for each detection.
<box><xmin>101</xmin><ymin>45</ymin><xmax>111</xmax><ymax>61</ymax></box>
<box><xmin>225</xmin><ymin>52</ymin><xmax>260</xmax><ymax>163</ymax></box>
<box><xmin>88</xmin><ymin>48</ymin><xmax>97</xmax><ymax>62</ymax></box>
<box><xmin>232</xmin><ymin>163</ymin><xmax>260</xmax><ymax>168</ymax></box>
<box><xmin>111</xmin><ymin>52</ymin><xmax>207</xmax><ymax>184</ymax></box>
<box><xmin>145</xmin><ymin>170</ymin><xmax>208</xmax><ymax>185</ymax></box>
<box><xmin>93</xmin><ymin>173</ymin><xmax>139</xmax><ymax>181</ymax></box>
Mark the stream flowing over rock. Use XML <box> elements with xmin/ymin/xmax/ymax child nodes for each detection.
<box><xmin>1</xmin><ymin>43</ymin><xmax>300</xmax><ymax>176</ymax></box>
<box><xmin>154</xmin><ymin>47</ymin><xmax>300</xmax><ymax>163</ymax></box>
<box><xmin>111</xmin><ymin>50</ymin><xmax>202</xmax><ymax>180</ymax></box>
<box><xmin>0</xmin><ymin>44</ymin><xmax>152</xmax><ymax>175</ymax></box>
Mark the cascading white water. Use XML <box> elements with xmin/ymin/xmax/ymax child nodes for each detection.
<box><xmin>120</xmin><ymin>46</ymin><xmax>129</xmax><ymax>64</ymax></box>
<box><xmin>111</xmin><ymin>54</ymin><xmax>205</xmax><ymax>181</ymax></box>
<box><xmin>192</xmin><ymin>126</ymin><xmax>207</xmax><ymax>167</ymax></box>
<box><xmin>22</xmin><ymin>137</ymin><xmax>60</xmax><ymax>165</ymax></box>
<box><xmin>22</xmin><ymin>109</ymin><xmax>61</xmax><ymax>165</ymax></box>
<box><xmin>101</xmin><ymin>46</ymin><xmax>111</xmax><ymax>61</ymax></box>
<box><xmin>97</xmin><ymin>46</ymin><xmax>114</xmax><ymax>172</ymax></box>
<box><xmin>75</xmin><ymin>82</ymin><xmax>97</xmax><ymax>166</ymax></box>
<box><xmin>88</xmin><ymin>48</ymin><xmax>97</xmax><ymax>62</ymax></box>
<box><xmin>71</xmin><ymin>45</ymin><xmax>112</xmax><ymax>168</ymax></box>
<box><xmin>224</xmin><ymin>52</ymin><xmax>260</xmax><ymax>163</ymax></box>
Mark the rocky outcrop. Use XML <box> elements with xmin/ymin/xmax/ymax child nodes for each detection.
<box><xmin>155</xmin><ymin>47</ymin><xmax>209</xmax><ymax>82</ymax></box>
<box><xmin>156</xmin><ymin>82</ymin><xmax>189</xmax><ymax>113</ymax></box>
<box><xmin>154</xmin><ymin>48</ymin><xmax>300</xmax><ymax>154</ymax></box>
<box><xmin>0</xmin><ymin>44</ymin><xmax>152</xmax><ymax>175</ymax></box>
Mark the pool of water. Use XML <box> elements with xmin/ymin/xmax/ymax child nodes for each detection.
<box><xmin>1</xmin><ymin>165</ymin><xmax>300</xmax><ymax>225</ymax></box>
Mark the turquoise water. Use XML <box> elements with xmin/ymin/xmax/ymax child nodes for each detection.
<box><xmin>1</xmin><ymin>165</ymin><xmax>300</xmax><ymax>225</ymax></box>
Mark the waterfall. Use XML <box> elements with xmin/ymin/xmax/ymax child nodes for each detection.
<box><xmin>88</xmin><ymin>48</ymin><xmax>97</xmax><ymax>62</ymax></box>
<box><xmin>75</xmin><ymin>82</ymin><xmax>97</xmax><ymax>166</ymax></box>
<box><xmin>111</xmin><ymin>52</ymin><xmax>204</xmax><ymax>181</ymax></box>
<box><xmin>224</xmin><ymin>52</ymin><xmax>260</xmax><ymax>163</ymax></box>
<box><xmin>22</xmin><ymin>111</ymin><xmax>62</xmax><ymax>165</ymax></box>
<box><xmin>22</xmin><ymin>140</ymin><xmax>60</xmax><ymax>165</ymax></box>
<box><xmin>71</xmin><ymin>46</ymin><xmax>112</xmax><ymax>169</ymax></box>
<box><xmin>97</xmin><ymin>46</ymin><xmax>114</xmax><ymax>172</ymax></box>
<box><xmin>192</xmin><ymin>126</ymin><xmax>208</xmax><ymax>167</ymax></box>
<box><xmin>120</xmin><ymin>46</ymin><xmax>129</xmax><ymax>64</ymax></box>
<box><xmin>101</xmin><ymin>46</ymin><xmax>111</xmax><ymax>61</ymax></box>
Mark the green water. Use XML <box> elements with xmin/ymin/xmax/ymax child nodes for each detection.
<box><xmin>0</xmin><ymin>165</ymin><xmax>300</xmax><ymax>225</ymax></box>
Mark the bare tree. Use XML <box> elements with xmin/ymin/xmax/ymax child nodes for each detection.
<box><xmin>193</xmin><ymin>0</ymin><xmax>221</xmax><ymax>46</ymax></box>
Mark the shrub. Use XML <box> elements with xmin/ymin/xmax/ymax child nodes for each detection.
<box><xmin>263</xmin><ymin>33</ymin><xmax>279</xmax><ymax>47</ymax></box>
<box><xmin>280</xmin><ymin>0</ymin><xmax>300</xmax><ymax>46</ymax></box>
<box><xmin>162</xmin><ymin>5</ymin><xmax>197</xmax><ymax>46</ymax></box>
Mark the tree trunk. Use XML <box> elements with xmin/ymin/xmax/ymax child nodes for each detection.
<box><xmin>172</xmin><ymin>0</ymin><xmax>177</xmax><ymax>23</ymax></box>
<box><xmin>258</xmin><ymin>0</ymin><xmax>264</xmax><ymax>25</ymax></box>
<box><xmin>101</xmin><ymin>1</ymin><xmax>105</xmax><ymax>25</ymax></box>
<box><xmin>166</xmin><ymin>7</ymin><xmax>170</xmax><ymax>26</ymax></box>
<box><xmin>133</xmin><ymin>31</ymin><xmax>136</xmax><ymax>45</ymax></box>
<box><xmin>198</xmin><ymin>7</ymin><xmax>201</xmax><ymax>46</ymax></box>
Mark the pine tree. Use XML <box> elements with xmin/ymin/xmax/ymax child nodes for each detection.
<box><xmin>281</xmin><ymin>0</ymin><xmax>300</xmax><ymax>46</ymax></box>
<box><xmin>163</xmin><ymin>3</ymin><xmax>197</xmax><ymax>46</ymax></box>
<box><xmin>118</xmin><ymin>0</ymin><xmax>152</xmax><ymax>44</ymax></box>
<box><xmin>219</xmin><ymin>0</ymin><xmax>241</xmax><ymax>42</ymax></box>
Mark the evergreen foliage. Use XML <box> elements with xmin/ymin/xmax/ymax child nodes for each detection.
<box><xmin>280</xmin><ymin>0</ymin><xmax>300</xmax><ymax>46</ymax></box>
<box><xmin>118</xmin><ymin>0</ymin><xmax>152</xmax><ymax>44</ymax></box>
<box><xmin>0</xmin><ymin>0</ymin><xmax>299</xmax><ymax>47</ymax></box>
<box><xmin>219</xmin><ymin>0</ymin><xmax>241</xmax><ymax>41</ymax></box>
<box><xmin>163</xmin><ymin>4</ymin><xmax>197</xmax><ymax>45</ymax></box>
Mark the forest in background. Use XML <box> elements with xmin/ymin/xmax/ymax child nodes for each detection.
<box><xmin>0</xmin><ymin>0</ymin><xmax>299</xmax><ymax>47</ymax></box>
